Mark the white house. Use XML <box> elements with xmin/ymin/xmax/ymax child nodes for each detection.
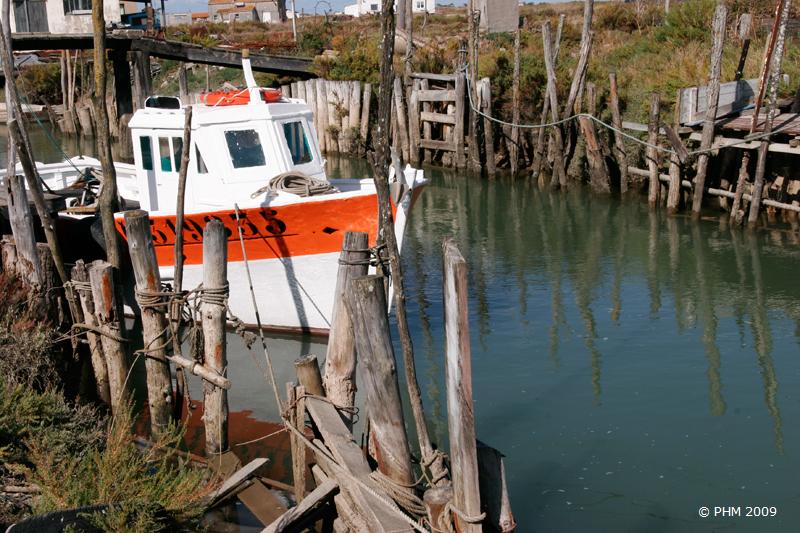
<box><xmin>344</xmin><ymin>0</ymin><xmax>435</xmax><ymax>17</ymax></box>
<box><xmin>10</xmin><ymin>0</ymin><xmax>121</xmax><ymax>33</ymax></box>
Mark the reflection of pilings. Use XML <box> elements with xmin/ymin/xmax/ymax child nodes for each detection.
<box><xmin>509</xmin><ymin>180</ymin><xmax>528</xmax><ymax>318</ymax></box>
<box><xmin>468</xmin><ymin>177</ymin><xmax>491</xmax><ymax>349</ymax></box>
<box><xmin>610</xmin><ymin>204</ymin><xmax>627</xmax><ymax>324</ymax></box>
<box><xmin>746</xmin><ymin>232</ymin><xmax>784</xmax><ymax>454</ymax></box>
<box><xmin>647</xmin><ymin>210</ymin><xmax>661</xmax><ymax>317</ymax></box>
<box><xmin>534</xmin><ymin>190</ymin><xmax>563</xmax><ymax>367</ymax></box>
<box><xmin>728</xmin><ymin>228</ymin><xmax>750</xmax><ymax>347</ymax></box>
<box><xmin>691</xmin><ymin>224</ymin><xmax>726</xmax><ymax>417</ymax></box>
<box><xmin>665</xmin><ymin>216</ymin><xmax>688</xmax><ymax>332</ymax></box>
<box><xmin>572</xmin><ymin>201</ymin><xmax>607</xmax><ymax>404</ymax></box>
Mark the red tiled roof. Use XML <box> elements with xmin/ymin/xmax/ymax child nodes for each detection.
<box><xmin>192</xmin><ymin>11</ymin><xmax>209</xmax><ymax>18</ymax></box>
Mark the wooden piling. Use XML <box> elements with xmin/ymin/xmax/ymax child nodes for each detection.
<box><xmin>691</xmin><ymin>3</ymin><xmax>727</xmax><ymax>217</ymax></box>
<box><xmin>480</xmin><ymin>78</ymin><xmax>497</xmax><ymax>177</ymax></box>
<box><xmin>72</xmin><ymin>261</ymin><xmax>111</xmax><ymax>405</ymax></box>
<box><xmin>443</xmin><ymin>239</ymin><xmax>482</xmax><ymax>532</ymax></box>
<box><xmin>3</xmin><ymin>174</ymin><xmax>41</xmax><ymax>287</ymax></box>
<box><xmin>646</xmin><ymin>94</ymin><xmax>661</xmax><ymax>208</ymax></box>
<box><xmin>124</xmin><ymin>210</ymin><xmax>174</xmax><ymax>435</ymax></box>
<box><xmin>89</xmin><ymin>260</ymin><xmax>129</xmax><ymax>413</ymax></box>
<box><xmin>286</xmin><ymin>383</ymin><xmax>307</xmax><ymax>502</ymax></box>
<box><xmin>202</xmin><ymin>219</ymin><xmax>229</xmax><ymax>456</ymax></box>
<box><xmin>666</xmin><ymin>90</ymin><xmax>683</xmax><ymax>214</ymax></box>
<box><xmin>294</xmin><ymin>354</ymin><xmax>324</xmax><ymax>397</ymax></box>
<box><xmin>542</xmin><ymin>21</ymin><xmax>568</xmax><ymax>188</ymax></box>
<box><xmin>346</xmin><ymin>275</ymin><xmax>414</xmax><ymax>487</ymax></box>
<box><xmin>532</xmin><ymin>14</ymin><xmax>564</xmax><ymax>179</ymax></box>
<box><xmin>408</xmin><ymin>81</ymin><xmax>421</xmax><ymax>166</ymax></box>
<box><xmin>178</xmin><ymin>64</ymin><xmax>189</xmax><ymax>102</ymax></box>
<box><xmin>322</xmin><ymin>231</ymin><xmax>369</xmax><ymax>428</ymax></box>
<box><xmin>510</xmin><ymin>21</ymin><xmax>521</xmax><ymax>176</ymax></box>
<box><xmin>393</xmin><ymin>77</ymin><xmax>411</xmax><ymax>163</ymax></box>
<box><xmin>578</xmin><ymin>83</ymin><xmax>610</xmax><ymax>194</ymax></box>
<box><xmin>608</xmin><ymin>72</ymin><xmax>629</xmax><ymax>194</ymax></box>
<box><xmin>360</xmin><ymin>83</ymin><xmax>372</xmax><ymax>154</ymax></box>
<box><xmin>454</xmin><ymin>71</ymin><xmax>467</xmax><ymax>169</ymax></box>
<box><xmin>477</xmin><ymin>442</ymin><xmax>516</xmax><ymax>532</ymax></box>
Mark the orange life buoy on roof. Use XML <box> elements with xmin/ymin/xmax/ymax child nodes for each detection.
<box><xmin>202</xmin><ymin>88</ymin><xmax>283</xmax><ymax>106</ymax></box>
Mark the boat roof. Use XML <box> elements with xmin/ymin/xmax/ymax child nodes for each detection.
<box><xmin>128</xmin><ymin>98</ymin><xmax>314</xmax><ymax>130</ymax></box>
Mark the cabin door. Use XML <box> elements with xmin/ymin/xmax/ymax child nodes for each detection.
<box><xmin>13</xmin><ymin>0</ymin><xmax>48</xmax><ymax>32</ymax></box>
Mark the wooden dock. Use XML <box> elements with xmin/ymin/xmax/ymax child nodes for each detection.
<box><xmin>11</xmin><ymin>32</ymin><xmax>314</xmax><ymax>77</ymax></box>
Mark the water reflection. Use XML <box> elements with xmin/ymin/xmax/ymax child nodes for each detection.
<box><xmin>401</xmin><ymin>167</ymin><xmax>800</xmax><ymax>531</ymax></box>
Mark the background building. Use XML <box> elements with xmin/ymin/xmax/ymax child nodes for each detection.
<box><xmin>208</xmin><ymin>0</ymin><xmax>281</xmax><ymax>23</ymax></box>
<box><xmin>476</xmin><ymin>0</ymin><xmax>519</xmax><ymax>33</ymax></box>
<box><xmin>10</xmin><ymin>0</ymin><xmax>121</xmax><ymax>33</ymax></box>
<box><xmin>344</xmin><ymin>0</ymin><xmax>435</xmax><ymax>18</ymax></box>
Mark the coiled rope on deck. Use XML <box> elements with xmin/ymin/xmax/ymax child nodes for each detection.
<box><xmin>250</xmin><ymin>171</ymin><xmax>338</xmax><ymax>199</ymax></box>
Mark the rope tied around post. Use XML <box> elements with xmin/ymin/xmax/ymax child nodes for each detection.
<box><xmin>199</xmin><ymin>282</ymin><xmax>230</xmax><ymax>308</ymax></box>
<box><xmin>439</xmin><ymin>501</ymin><xmax>486</xmax><ymax>533</ymax></box>
<box><xmin>337</xmin><ymin>243</ymin><xmax>389</xmax><ymax>270</ymax></box>
<box><xmin>369</xmin><ymin>469</ymin><xmax>427</xmax><ymax>518</ymax></box>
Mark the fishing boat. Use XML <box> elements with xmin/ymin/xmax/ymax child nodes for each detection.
<box><xmin>4</xmin><ymin>53</ymin><xmax>426</xmax><ymax>335</ymax></box>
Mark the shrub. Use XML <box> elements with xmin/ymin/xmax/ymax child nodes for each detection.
<box><xmin>17</xmin><ymin>64</ymin><xmax>62</xmax><ymax>106</ymax></box>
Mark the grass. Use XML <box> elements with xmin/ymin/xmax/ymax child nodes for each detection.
<box><xmin>0</xmin><ymin>273</ymin><xmax>217</xmax><ymax>531</ymax></box>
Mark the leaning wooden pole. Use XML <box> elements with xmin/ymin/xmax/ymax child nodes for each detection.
<box><xmin>443</xmin><ymin>239</ymin><xmax>482</xmax><ymax>533</ymax></box>
<box><xmin>748</xmin><ymin>0</ymin><xmax>790</xmax><ymax>227</ymax></box>
<box><xmin>541</xmin><ymin>21</ymin><xmax>568</xmax><ymax>189</ymax></box>
<box><xmin>202</xmin><ymin>219</ymin><xmax>229</xmax><ymax>456</ymax></box>
<box><xmin>322</xmin><ymin>231</ymin><xmax>369</xmax><ymax>429</ymax></box>
<box><xmin>646</xmin><ymin>94</ymin><xmax>662</xmax><ymax>209</ymax></box>
<box><xmin>93</xmin><ymin>0</ymin><xmax>122</xmax><ymax>269</ymax></box>
<box><xmin>347</xmin><ymin>275</ymin><xmax>415</xmax><ymax>487</ymax></box>
<box><xmin>691</xmin><ymin>3</ymin><xmax>727</xmax><ymax>217</ymax></box>
<box><xmin>369</xmin><ymin>0</ymin><xmax>448</xmax><ymax>486</ymax></box>
<box><xmin>125</xmin><ymin>210</ymin><xmax>175</xmax><ymax>436</ymax></box>
<box><xmin>609</xmin><ymin>73</ymin><xmax>629</xmax><ymax>194</ymax></box>
<box><xmin>532</xmin><ymin>14</ymin><xmax>564</xmax><ymax>179</ymax></box>
<box><xmin>171</xmin><ymin>106</ymin><xmax>193</xmax><ymax>421</ymax></box>
<box><xmin>0</xmin><ymin>7</ymin><xmax>69</xmax><ymax>288</ymax></box>
<box><xmin>510</xmin><ymin>21</ymin><xmax>522</xmax><ymax>177</ymax></box>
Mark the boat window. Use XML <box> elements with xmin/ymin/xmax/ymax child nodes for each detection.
<box><xmin>139</xmin><ymin>136</ymin><xmax>153</xmax><ymax>171</ymax></box>
<box><xmin>196</xmin><ymin>145</ymin><xmax>208</xmax><ymax>174</ymax></box>
<box><xmin>283</xmin><ymin>121</ymin><xmax>312</xmax><ymax>165</ymax></box>
<box><xmin>159</xmin><ymin>137</ymin><xmax>172</xmax><ymax>172</ymax></box>
<box><xmin>224</xmin><ymin>129</ymin><xmax>266</xmax><ymax>168</ymax></box>
<box><xmin>172</xmin><ymin>137</ymin><xmax>183</xmax><ymax>170</ymax></box>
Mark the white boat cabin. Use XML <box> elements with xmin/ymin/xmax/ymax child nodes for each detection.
<box><xmin>128</xmin><ymin>90</ymin><xmax>326</xmax><ymax>215</ymax></box>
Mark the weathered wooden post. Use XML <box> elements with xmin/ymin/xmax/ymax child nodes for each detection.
<box><xmin>542</xmin><ymin>21</ymin><xmax>568</xmax><ymax>188</ymax></box>
<box><xmin>346</xmin><ymin>275</ymin><xmax>414</xmax><ymax>487</ymax></box>
<box><xmin>294</xmin><ymin>355</ymin><xmax>324</xmax><ymax>397</ymax></box>
<box><xmin>691</xmin><ymin>3</ymin><xmax>727</xmax><ymax>217</ymax></box>
<box><xmin>408</xmin><ymin>81</ymin><xmax>421</xmax><ymax>166</ymax></box>
<box><xmin>3</xmin><ymin>174</ymin><xmax>41</xmax><ymax>287</ymax></box>
<box><xmin>72</xmin><ymin>260</ymin><xmax>111</xmax><ymax>405</ymax></box>
<box><xmin>393</xmin><ymin>77</ymin><xmax>411</xmax><ymax>163</ymax></box>
<box><xmin>510</xmin><ymin>20</ymin><xmax>522</xmax><ymax>176</ymax></box>
<box><xmin>360</xmin><ymin>83</ymin><xmax>372</xmax><ymax>155</ymax></box>
<box><xmin>89</xmin><ymin>260</ymin><xmax>129</xmax><ymax>413</ymax></box>
<box><xmin>646</xmin><ymin>94</ymin><xmax>661</xmax><ymax>208</ymax></box>
<box><xmin>578</xmin><ymin>82</ymin><xmax>610</xmax><ymax>194</ymax></box>
<box><xmin>125</xmin><ymin>210</ymin><xmax>174</xmax><ymax>435</ymax></box>
<box><xmin>286</xmin><ymin>383</ymin><xmax>307</xmax><ymax>502</ymax></box>
<box><xmin>322</xmin><ymin>231</ymin><xmax>369</xmax><ymax>428</ymax></box>
<box><xmin>202</xmin><ymin>219</ymin><xmax>229</xmax><ymax>456</ymax></box>
<box><xmin>608</xmin><ymin>72</ymin><xmax>629</xmax><ymax>194</ymax></box>
<box><xmin>477</xmin><ymin>442</ymin><xmax>516</xmax><ymax>532</ymax></box>
<box><xmin>480</xmin><ymin>78</ymin><xmax>497</xmax><ymax>177</ymax></box>
<box><xmin>666</xmin><ymin>89</ymin><xmax>684</xmax><ymax>214</ymax></box>
<box><xmin>442</xmin><ymin>239</ymin><xmax>482</xmax><ymax>532</ymax></box>
<box><xmin>454</xmin><ymin>68</ymin><xmax>467</xmax><ymax>169</ymax></box>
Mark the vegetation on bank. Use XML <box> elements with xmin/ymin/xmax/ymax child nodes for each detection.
<box><xmin>15</xmin><ymin>1</ymin><xmax>799</xmax><ymax>123</ymax></box>
<box><xmin>0</xmin><ymin>274</ymin><xmax>215</xmax><ymax>531</ymax></box>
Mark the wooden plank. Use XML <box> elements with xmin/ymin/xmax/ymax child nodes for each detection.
<box><xmin>238</xmin><ymin>479</ymin><xmax>289</xmax><ymax>527</ymax></box>
<box><xmin>420</xmin><ymin>111</ymin><xmax>456</xmax><ymax>125</ymax></box>
<box><xmin>305</xmin><ymin>397</ymin><xmax>413</xmax><ymax>532</ymax></box>
<box><xmin>208</xmin><ymin>458</ymin><xmax>269</xmax><ymax>505</ymax></box>
<box><xmin>411</xmin><ymin>72</ymin><xmax>456</xmax><ymax>82</ymax></box>
<box><xmin>261</xmin><ymin>479</ymin><xmax>338</xmax><ymax>533</ymax></box>
<box><xmin>417</xmin><ymin>89</ymin><xmax>456</xmax><ymax>102</ymax></box>
<box><xmin>678</xmin><ymin>78</ymin><xmax>759</xmax><ymax>124</ymax></box>
<box><xmin>419</xmin><ymin>138</ymin><xmax>458</xmax><ymax>152</ymax></box>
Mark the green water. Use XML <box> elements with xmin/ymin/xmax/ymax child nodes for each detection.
<box><xmin>400</xmin><ymin>168</ymin><xmax>800</xmax><ymax>532</ymax></box>
<box><xmin>12</xmin><ymin>127</ymin><xmax>800</xmax><ymax>531</ymax></box>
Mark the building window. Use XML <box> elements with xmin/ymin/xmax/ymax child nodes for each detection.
<box><xmin>370</xmin><ymin>4</ymin><xmax>378</xmax><ymax>10</ymax></box>
<box><xmin>416</xmin><ymin>1</ymin><xmax>424</xmax><ymax>9</ymax></box>
<box><xmin>63</xmin><ymin>0</ymin><xmax>92</xmax><ymax>14</ymax></box>
<box><xmin>225</xmin><ymin>129</ymin><xmax>266</xmax><ymax>169</ymax></box>
<box><xmin>283</xmin><ymin>122</ymin><xmax>312</xmax><ymax>165</ymax></box>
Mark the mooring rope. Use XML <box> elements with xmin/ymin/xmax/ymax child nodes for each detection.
<box><xmin>460</xmin><ymin>63</ymin><xmax>798</xmax><ymax>158</ymax></box>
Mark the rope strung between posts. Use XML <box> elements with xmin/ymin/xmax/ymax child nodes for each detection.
<box><xmin>459</xmin><ymin>63</ymin><xmax>798</xmax><ymax>158</ymax></box>
<box><xmin>369</xmin><ymin>469</ymin><xmax>427</xmax><ymax>517</ymax></box>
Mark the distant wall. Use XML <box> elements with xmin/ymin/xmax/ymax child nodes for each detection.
<box><xmin>476</xmin><ymin>0</ymin><xmax>518</xmax><ymax>34</ymax></box>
